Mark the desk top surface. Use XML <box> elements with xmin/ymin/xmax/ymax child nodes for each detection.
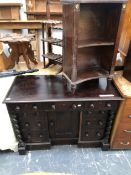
<box><xmin>4</xmin><ymin>75</ymin><xmax>122</xmax><ymax>103</ymax></box>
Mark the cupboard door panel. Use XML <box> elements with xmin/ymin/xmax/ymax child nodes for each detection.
<box><xmin>48</xmin><ymin>111</ymin><xmax>80</xmax><ymax>139</ymax></box>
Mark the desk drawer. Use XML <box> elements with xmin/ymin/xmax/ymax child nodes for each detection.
<box><xmin>84</xmin><ymin>101</ymin><xmax>119</xmax><ymax>111</ymax></box>
<box><xmin>112</xmin><ymin>139</ymin><xmax>131</xmax><ymax>149</ymax></box>
<box><xmin>115</xmin><ymin>123</ymin><xmax>131</xmax><ymax>139</ymax></box>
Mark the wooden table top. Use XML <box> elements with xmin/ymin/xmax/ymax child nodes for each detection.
<box><xmin>0</xmin><ymin>33</ymin><xmax>35</xmax><ymax>43</ymax></box>
<box><xmin>4</xmin><ymin>75</ymin><xmax>122</xmax><ymax>103</ymax></box>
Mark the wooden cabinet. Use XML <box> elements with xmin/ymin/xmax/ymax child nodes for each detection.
<box><xmin>4</xmin><ymin>75</ymin><xmax>122</xmax><ymax>154</ymax></box>
<box><xmin>25</xmin><ymin>0</ymin><xmax>62</xmax><ymax>20</ymax></box>
<box><xmin>111</xmin><ymin>77</ymin><xmax>131</xmax><ymax>149</ymax></box>
<box><xmin>0</xmin><ymin>3</ymin><xmax>22</xmax><ymax>20</ymax></box>
<box><xmin>61</xmin><ymin>0</ymin><xmax>127</xmax><ymax>89</ymax></box>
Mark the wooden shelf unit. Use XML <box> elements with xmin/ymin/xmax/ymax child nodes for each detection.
<box><xmin>62</xmin><ymin>0</ymin><xmax>127</xmax><ymax>89</ymax></box>
<box><xmin>42</xmin><ymin>20</ymin><xmax>63</xmax><ymax>68</ymax></box>
<box><xmin>0</xmin><ymin>3</ymin><xmax>22</xmax><ymax>20</ymax></box>
<box><xmin>25</xmin><ymin>0</ymin><xmax>62</xmax><ymax>20</ymax></box>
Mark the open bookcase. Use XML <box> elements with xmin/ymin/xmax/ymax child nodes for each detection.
<box><xmin>62</xmin><ymin>0</ymin><xmax>127</xmax><ymax>90</ymax></box>
<box><xmin>41</xmin><ymin>0</ymin><xmax>63</xmax><ymax>68</ymax></box>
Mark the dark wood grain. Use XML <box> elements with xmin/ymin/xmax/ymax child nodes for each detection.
<box><xmin>4</xmin><ymin>75</ymin><xmax>122</xmax><ymax>103</ymax></box>
<box><xmin>62</xmin><ymin>1</ymin><xmax>125</xmax><ymax>88</ymax></box>
<box><xmin>4</xmin><ymin>75</ymin><xmax>122</xmax><ymax>154</ymax></box>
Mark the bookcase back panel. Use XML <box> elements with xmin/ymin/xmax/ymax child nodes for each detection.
<box><xmin>77</xmin><ymin>46</ymin><xmax>114</xmax><ymax>75</ymax></box>
<box><xmin>63</xmin><ymin>5</ymin><xmax>74</xmax><ymax>79</ymax></box>
<box><xmin>77</xmin><ymin>47</ymin><xmax>100</xmax><ymax>74</ymax></box>
<box><xmin>99</xmin><ymin>46</ymin><xmax>114</xmax><ymax>72</ymax></box>
<box><xmin>78</xmin><ymin>3</ymin><xmax>122</xmax><ymax>42</ymax></box>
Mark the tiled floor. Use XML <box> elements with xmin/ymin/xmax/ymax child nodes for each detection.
<box><xmin>0</xmin><ymin>145</ymin><xmax>131</xmax><ymax>175</ymax></box>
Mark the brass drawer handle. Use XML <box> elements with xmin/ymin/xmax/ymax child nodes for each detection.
<box><xmin>123</xmin><ymin>130</ymin><xmax>131</xmax><ymax>133</ymax></box>
<box><xmin>120</xmin><ymin>142</ymin><xmax>130</xmax><ymax>146</ymax></box>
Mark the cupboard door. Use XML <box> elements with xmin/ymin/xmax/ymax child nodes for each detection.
<box><xmin>48</xmin><ymin>111</ymin><xmax>80</xmax><ymax>139</ymax></box>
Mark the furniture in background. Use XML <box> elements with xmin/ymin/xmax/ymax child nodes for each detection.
<box><xmin>42</xmin><ymin>20</ymin><xmax>63</xmax><ymax>68</ymax></box>
<box><xmin>4</xmin><ymin>75</ymin><xmax>122</xmax><ymax>155</ymax></box>
<box><xmin>111</xmin><ymin>77</ymin><xmax>131</xmax><ymax>149</ymax></box>
<box><xmin>0</xmin><ymin>42</ymin><xmax>10</xmax><ymax>71</ymax></box>
<box><xmin>0</xmin><ymin>3</ymin><xmax>22</xmax><ymax>34</ymax></box>
<box><xmin>25</xmin><ymin>0</ymin><xmax>62</xmax><ymax>20</ymax></box>
<box><xmin>118</xmin><ymin>0</ymin><xmax>131</xmax><ymax>65</ymax></box>
<box><xmin>0</xmin><ymin>3</ymin><xmax>22</xmax><ymax>20</ymax></box>
<box><xmin>25</xmin><ymin>0</ymin><xmax>63</xmax><ymax>62</ymax></box>
<box><xmin>0</xmin><ymin>33</ymin><xmax>38</xmax><ymax>70</ymax></box>
<box><xmin>61</xmin><ymin>0</ymin><xmax>127</xmax><ymax>91</ymax></box>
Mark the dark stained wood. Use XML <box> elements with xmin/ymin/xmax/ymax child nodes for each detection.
<box><xmin>62</xmin><ymin>1</ymin><xmax>126</xmax><ymax>88</ymax></box>
<box><xmin>4</xmin><ymin>75</ymin><xmax>122</xmax><ymax>154</ymax></box>
<box><xmin>4</xmin><ymin>75</ymin><xmax>121</xmax><ymax>103</ymax></box>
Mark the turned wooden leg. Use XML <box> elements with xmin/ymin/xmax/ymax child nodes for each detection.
<box><xmin>22</xmin><ymin>44</ymin><xmax>31</xmax><ymax>69</ymax></box>
<box><xmin>8</xmin><ymin>43</ymin><xmax>19</xmax><ymax>69</ymax></box>
<box><xmin>27</xmin><ymin>43</ymin><xmax>38</xmax><ymax>65</ymax></box>
<box><xmin>23</xmin><ymin>53</ymin><xmax>31</xmax><ymax>69</ymax></box>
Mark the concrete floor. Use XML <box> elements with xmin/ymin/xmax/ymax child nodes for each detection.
<box><xmin>0</xmin><ymin>145</ymin><xmax>131</xmax><ymax>175</ymax></box>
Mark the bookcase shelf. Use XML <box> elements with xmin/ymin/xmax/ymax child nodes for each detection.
<box><xmin>78</xmin><ymin>40</ymin><xmax>114</xmax><ymax>48</ymax></box>
<box><xmin>62</xmin><ymin>0</ymin><xmax>127</xmax><ymax>90</ymax></box>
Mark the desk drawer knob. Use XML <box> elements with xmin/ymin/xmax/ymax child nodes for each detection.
<box><xmin>51</xmin><ymin>105</ymin><xmax>56</xmax><ymax>110</ymax></box>
<box><xmin>37</xmin><ymin>123</ymin><xmax>41</xmax><ymax>127</ymax></box>
<box><xmin>39</xmin><ymin>134</ymin><xmax>43</xmax><ymax>138</ymax></box>
<box><xmin>77</xmin><ymin>104</ymin><xmax>82</xmax><ymax>108</ymax></box>
<box><xmin>33</xmin><ymin>105</ymin><xmax>38</xmax><ymax>110</ymax></box>
<box><xmin>96</xmin><ymin>132</ymin><xmax>101</xmax><ymax>137</ymax></box>
<box><xmin>90</xmin><ymin>104</ymin><xmax>94</xmax><ymax>109</ymax></box>
<box><xmin>86</xmin><ymin>121</ymin><xmax>91</xmax><ymax>125</ymax></box>
<box><xmin>25</xmin><ymin>123</ymin><xmax>29</xmax><ymax>127</ymax></box>
<box><xmin>120</xmin><ymin>141</ymin><xmax>130</xmax><ymax>146</ymax></box>
<box><xmin>128</xmin><ymin>116</ymin><xmax>131</xmax><ymax>119</ymax></box>
<box><xmin>72</xmin><ymin>104</ymin><xmax>77</xmax><ymax>109</ymax></box>
<box><xmin>123</xmin><ymin>130</ymin><xmax>131</xmax><ymax>134</ymax></box>
<box><xmin>28</xmin><ymin>134</ymin><xmax>31</xmax><ymax>138</ymax></box>
<box><xmin>107</xmin><ymin>103</ymin><xmax>111</xmax><ymax>108</ymax></box>
<box><xmin>85</xmin><ymin>132</ymin><xmax>89</xmax><ymax>137</ymax></box>
<box><xmin>50</xmin><ymin>121</ymin><xmax>54</xmax><ymax>127</ymax></box>
<box><xmin>98</xmin><ymin>121</ymin><xmax>103</xmax><ymax>126</ymax></box>
<box><xmin>15</xmin><ymin>106</ymin><xmax>20</xmax><ymax>111</ymax></box>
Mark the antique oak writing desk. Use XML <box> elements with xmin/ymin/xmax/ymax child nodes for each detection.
<box><xmin>4</xmin><ymin>75</ymin><xmax>122</xmax><ymax>155</ymax></box>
